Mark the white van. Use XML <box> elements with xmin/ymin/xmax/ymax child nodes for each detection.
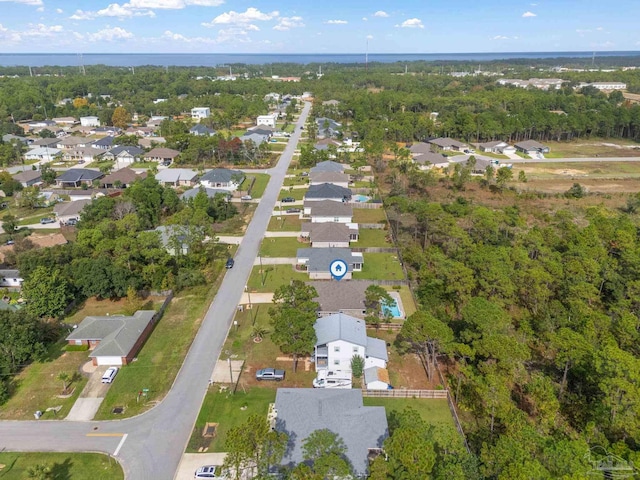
<box><xmin>101</xmin><ymin>367</ymin><xmax>119</xmax><ymax>384</ymax></box>
<box><xmin>312</xmin><ymin>370</ymin><xmax>352</xmax><ymax>389</ymax></box>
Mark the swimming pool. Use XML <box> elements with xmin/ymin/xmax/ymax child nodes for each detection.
<box><xmin>382</xmin><ymin>299</ymin><xmax>402</xmax><ymax>318</ymax></box>
<box><xmin>353</xmin><ymin>194</ymin><xmax>370</xmax><ymax>203</ymax></box>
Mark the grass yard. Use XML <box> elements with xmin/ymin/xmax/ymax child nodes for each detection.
<box><xmin>16</xmin><ymin>212</ymin><xmax>56</xmax><ymax>226</ymax></box>
<box><xmin>363</xmin><ymin>398</ymin><xmax>455</xmax><ymax>429</ymax></box>
<box><xmin>259</xmin><ymin>237</ymin><xmax>305</xmax><ymax>257</ymax></box>
<box><xmin>278</xmin><ymin>188</ymin><xmax>306</xmax><ymax>201</ymax></box>
<box><xmin>247</xmin><ymin>264</ymin><xmax>308</xmax><ymax>293</ymax></box>
<box><xmin>543</xmin><ymin>138</ymin><xmax>640</xmax><ymax>158</ymax></box>
<box><xmin>86</xmin><ymin>160</ymin><xmax>114</xmax><ymax>171</ymax></box>
<box><xmin>357</xmin><ymin>228</ymin><xmax>392</xmax><ymax>247</ymax></box>
<box><xmin>282</xmin><ymin>123</ymin><xmax>296</xmax><ymax>133</ymax></box>
<box><xmin>0</xmin><ymin>452</ymin><xmax>123</xmax><ymax>480</ymax></box>
<box><xmin>270</xmin><ymin>143</ymin><xmax>287</xmax><ymax>152</ymax></box>
<box><xmin>283</xmin><ymin>176</ymin><xmax>309</xmax><ymax>187</ymax></box>
<box><xmin>353</xmin><ymin>208</ymin><xmax>387</xmax><ymax>224</ymax></box>
<box><xmin>242</xmin><ymin>173</ymin><xmax>270</xmax><ymax>198</ymax></box>
<box><xmin>517</xmin><ymin>161</ymin><xmax>640</xmax><ymax>180</ymax></box>
<box><xmin>187</xmin><ymin>388</ymin><xmax>276</xmax><ymax>453</ymax></box>
<box><xmin>267</xmin><ymin>214</ymin><xmax>303</xmax><ymax>232</ymax></box>
<box><xmin>95</xmin><ymin>279</ymin><xmax>223</xmax><ymax>419</ymax></box>
<box><xmin>353</xmin><ymin>253</ymin><xmax>405</xmax><ymax>281</ymax></box>
<box><xmin>0</xmin><ymin>343</ymin><xmax>88</xmax><ymax>420</ymax></box>
<box><xmin>131</xmin><ymin>161</ymin><xmax>158</xmax><ymax>169</ymax></box>
<box><xmin>63</xmin><ymin>296</ymin><xmax>163</xmax><ymax>327</ymax></box>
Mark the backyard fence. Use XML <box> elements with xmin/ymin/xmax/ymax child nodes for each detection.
<box><xmin>359</xmin><ymin>223</ymin><xmax>386</xmax><ymax>229</ymax></box>
<box><xmin>361</xmin><ymin>389</ymin><xmax>448</xmax><ymax>399</ymax></box>
<box><xmin>351</xmin><ymin>247</ymin><xmax>398</xmax><ymax>253</ymax></box>
<box><xmin>352</xmin><ymin>202</ymin><xmax>383</xmax><ymax>209</ymax></box>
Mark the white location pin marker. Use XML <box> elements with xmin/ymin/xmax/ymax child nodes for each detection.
<box><xmin>329</xmin><ymin>259</ymin><xmax>348</xmax><ymax>281</ymax></box>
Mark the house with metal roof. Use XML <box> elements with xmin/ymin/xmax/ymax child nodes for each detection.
<box><xmin>155</xmin><ymin>168</ymin><xmax>198</xmax><ymax>187</ymax></box>
<box><xmin>296</xmin><ymin>247</ymin><xmax>363</xmax><ymax>280</ymax></box>
<box><xmin>304</xmin><ymin>200</ymin><xmax>353</xmax><ymax>223</ymax></box>
<box><xmin>304</xmin><ymin>183</ymin><xmax>352</xmax><ymax>203</ymax></box>
<box><xmin>66</xmin><ymin>310</ymin><xmax>157</xmax><ymax>366</ymax></box>
<box><xmin>274</xmin><ymin>389</ymin><xmax>388</xmax><ymax>477</ymax></box>
<box><xmin>300</xmin><ymin>222</ymin><xmax>358</xmax><ymax>248</ymax></box>
<box><xmin>55</xmin><ymin>168</ymin><xmax>104</xmax><ymax>188</ymax></box>
<box><xmin>309</xmin><ymin>171</ymin><xmax>349</xmax><ymax>188</ymax></box>
<box><xmin>310</xmin><ymin>160</ymin><xmax>345</xmax><ymax>174</ymax></box>
<box><xmin>199</xmin><ymin>168</ymin><xmax>245</xmax><ymax>191</ymax></box>
<box><xmin>313</xmin><ymin>312</ymin><xmax>388</xmax><ymax>372</ymax></box>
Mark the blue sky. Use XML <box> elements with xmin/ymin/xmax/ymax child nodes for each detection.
<box><xmin>0</xmin><ymin>0</ymin><xmax>638</xmax><ymax>53</ymax></box>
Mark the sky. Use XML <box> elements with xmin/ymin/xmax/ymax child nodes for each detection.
<box><xmin>0</xmin><ymin>0</ymin><xmax>639</xmax><ymax>54</ymax></box>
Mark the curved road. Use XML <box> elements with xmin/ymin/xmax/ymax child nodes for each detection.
<box><xmin>0</xmin><ymin>101</ymin><xmax>312</xmax><ymax>480</ymax></box>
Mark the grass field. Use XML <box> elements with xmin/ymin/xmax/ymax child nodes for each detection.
<box><xmin>16</xmin><ymin>212</ymin><xmax>56</xmax><ymax>226</ymax></box>
<box><xmin>247</xmin><ymin>264</ymin><xmax>308</xmax><ymax>292</ymax></box>
<box><xmin>0</xmin><ymin>343</ymin><xmax>88</xmax><ymax>420</ymax></box>
<box><xmin>353</xmin><ymin>208</ymin><xmax>387</xmax><ymax>224</ymax></box>
<box><xmin>283</xmin><ymin>176</ymin><xmax>309</xmax><ymax>187</ymax></box>
<box><xmin>357</xmin><ymin>228</ymin><xmax>392</xmax><ymax>247</ymax></box>
<box><xmin>543</xmin><ymin>138</ymin><xmax>640</xmax><ymax>158</ymax></box>
<box><xmin>353</xmin><ymin>253</ymin><xmax>405</xmax><ymax>281</ymax></box>
<box><xmin>243</xmin><ymin>173</ymin><xmax>270</xmax><ymax>198</ymax></box>
<box><xmin>278</xmin><ymin>188</ymin><xmax>306</xmax><ymax>201</ymax></box>
<box><xmin>267</xmin><ymin>215</ymin><xmax>303</xmax><ymax>231</ymax></box>
<box><xmin>517</xmin><ymin>161</ymin><xmax>640</xmax><ymax>180</ymax></box>
<box><xmin>95</xmin><ymin>279</ymin><xmax>223</xmax><ymax>419</ymax></box>
<box><xmin>259</xmin><ymin>237</ymin><xmax>304</xmax><ymax>257</ymax></box>
<box><xmin>269</xmin><ymin>143</ymin><xmax>287</xmax><ymax>152</ymax></box>
<box><xmin>362</xmin><ymin>398</ymin><xmax>455</xmax><ymax>428</ymax></box>
<box><xmin>0</xmin><ymin>452</ymin><xmax>123</xmax><ymax>480</ymax></box>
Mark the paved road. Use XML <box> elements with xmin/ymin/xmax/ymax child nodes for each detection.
<box><xmin>0</xmin><ymin>102</ymin><xmax>312</xmax><ymax>480</ymax></box>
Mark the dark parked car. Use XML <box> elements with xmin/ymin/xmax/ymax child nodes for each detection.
<box><xmin>281</xmin><ymin>196</ymin><xmax>295</xmax><ymax>203</ymax></box>
<box><xmin>225</xmin><ymin>258</ymin><xmax>235</xmax><ymax>269</ymax></box>
<box><xmin>286</xmin><ymin>208</ymin><xmax>301</xmax><ymax>214</ymax></box>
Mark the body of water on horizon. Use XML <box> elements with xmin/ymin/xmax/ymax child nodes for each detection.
<box><xmin>1</xmin><ymin>51</ymin><xmax>640</xmax><ymax>67</ymax></box>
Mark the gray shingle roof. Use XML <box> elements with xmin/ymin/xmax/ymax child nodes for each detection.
<box><xmin>155</xmin><ymin>168</ymin><xmax>198</xmax><ymax>183</ymax></box>
<box><xmin>413</xmin><ymin>151</ymin><xmax>448</xmax><ymax>165</ymax></box>
<box><xmin>53</xmin><ymin>199</ymin><xmax>92</xmax><ymax>217</ymax></box>
<box><xmin>181</xmin><ymin>187</ymin><xmax>231</xmax><ymax>200</ymax></box>
<box><xmin>274</xmin><ymin>388</ymin><xmax>388</xmax><ymax>477</ymax></box>
<box><xmin>429</xmin><ymin>137</ymin><xmax>467</xmax><ymax>149</ymax></box>
<box><xmin>107</xmin><ymin>145</ymin><xmax>143</xmax><ymax>157</ymax></box>
<box><xmin>305</xmin><ymin>183</ymin><xmax>352</xmax><ymax>200</ymax></box>
<box><xmin>309</xmin><ymin>171</ymin><xmax>349</xmax><ymax>184</ymax></box>
<box><xmin>308</xmin><ymin>280</ymin><xmax>372</xmax><ymax>312</ymax></box>
<box><xmin>310</xmin><ymin>160</ymin><xmax>345</xmax><ymax>173</ymax></box>
<box><xmin>515</xmin><ymin>139</ymin><xmax>548</xmax><ymax>150</ymax></box>
<box><xmin>364</xmin><ymin>366</ymin><xmax>390</xmax><ymax>385</ymax></box>
<box><xmin>305</xmin><ymin>200</ymin><xmax>353</xmax><ymax>218</ymax></box>
<box><xmin>190</xmin><ymin>124</ymin><xmax>216</xmax><ymax>135</ymax></box>
<box><xmin>304</xmin><ymin>222</ymin><xmax>350</xmax><ymax>243</ymax></box>
<box><xmin>66</xmin><ymin>310</ymin><xmax>156</xmax><ymax>358</ymax></box>
<box><xmin>297</xmin><ymin>247</ymin><xmax>362</xmax><ymax>273</ymax></box>
<box><xmin>408</xmin><ymin>142</ymin><xmax>432</xmax><ymax>154</ymax></box>
<box><xmin>56</xmin><ymin>168</ymin><xmax>103</xmax><ymax>183</ymax></box>
<box><xmin>13</xmin><ymin>170</ymin><xmax>42</xmax><ymax>183</ymax></box>
<box><xmin>199</xmin><ymin>168</ymin><xmax>245</xmax><ymax>184</ymax></box>
<box><xmin>314</xmin><ymin>312</ymin><xmax>368</xmax><ymax>346</ymax></box>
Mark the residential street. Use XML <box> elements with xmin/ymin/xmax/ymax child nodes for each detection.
<box><xmin>0</xmin><ymin>101</ymin><xmax>312</xmax><ymax>480</ymax></box>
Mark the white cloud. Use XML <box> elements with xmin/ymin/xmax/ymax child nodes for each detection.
<box><xmin>96</xmin><ymin>3</ymin><xmax>155</xmax><ymax>18</ymax></box>
<box><xmin>366</xmin><ymin>34</ymin><xmax>373</xmax><ymax>40</ymax></box>
<box><xmin>129</xmin><ymin>0</ymin><xmax>223</xmax><ymax>8</ymax></box>
<box><xmin>596</xmin><ymin>26</ymin><xmax>603</xmax><ymax>31</ymax></box>
<box><xmin>70</xmin><ymin>0</ymin><xmax>218</xmax><ymax>21</ymax></box>
<box><xmin>373</xmin><ymin>10</ymin><xmax>388</xmax><ymax>18</ymax></box>
<box><xmin>0</xmin><ymin>23</ymin><xmax>22</xmax><ymax>42</ymax></box>
<box><xmin>326</xmin><ymin>19</ymin><xmax>347</xmax><ymax>25</ymax></box>
<box><xmin>273</xmin><ymin>16</ymin><xmax>304</xmax><ymax>31</ymax></box>
<box><xmin>88</xmin><ymin>26</ymin><xmax>134</xmax><ymax>41</ymax></box>
<box><xmin>396</xmin><ymin>18</ymin><xmax>424</xmax><ymax>29</ymax></box>
<box><xmin>36</xmin><ymin>5</ymin><xmax>43</xmax><ymax>11</ymax></box>
<box><xmin>56</xmin><ymin>8</ymin><xmax>63</xmax><ymax>13</ymax></box>
<box><xmin>70</xmin><ymin>10</ymin><xmax>94</xmax><ymax>20</ymax></box>
<box><xmin>0</xmin><ymin>0</ymin><xmax>43</xmax><ymax>5</ymax></box>
<box><xmin>163</xmin><ymin>29</ymin><xmax>216</xmax><ymax>43</ymax></box>
<box><xmin>204</xmin><ymin>7</ymin><xmax>278</xmax><ymax>26</ymax></box>
<box><xmin>522</xmin><ymin>11</ymin><xmax>536</xmax><ymax>17</ymax></box>
<box><xmin>492</xmin><ymin>35</ymin><xmax>509</xmax><ymax>40</ymax></box>
<box><xmin>22</xmin><ymin>23</ymin><xmax>64</xmax><ymax>36</ymax></box>
<box><xmin>362</xmin><ymin>17</ymin><xmax>368</xmax><ymax>21</ymax></box>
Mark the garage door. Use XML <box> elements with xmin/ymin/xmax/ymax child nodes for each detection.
<box><xmin>95</xmin><ymin>356</ymin><xmax>123</xmax><ymax>366</ymax></box>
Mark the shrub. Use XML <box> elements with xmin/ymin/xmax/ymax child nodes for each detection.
<box><xmin>65</xmin><ymin>344</ymin><xmax>89</xmax><ymax>352</ymax></box>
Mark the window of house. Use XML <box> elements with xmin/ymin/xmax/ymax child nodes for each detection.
<box><xmin>334</xmin><ymin>346</ymin><xmax>340</xmax><ymax>352</ymax></box>
<box><xmin>334</xmin><ymin>217</ymin><xmax>339</xmax><ymax>222</ymax></box>
<box><xmin>334</xmin><ymin>359</ymin><xmax>340</xmax><ymax>365</ymax></box>
<box><xmin>353</xmin><ymin>346</ymin><xmax>359</xmax><ymax>353</ymax></box>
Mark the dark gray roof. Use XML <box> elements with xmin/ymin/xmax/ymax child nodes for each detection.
<box><xmin>181</xmin><ymin>187</ymin><xmax>231</xmax><ymax>200</ymax></box>
<box><xmin>305</xmin><ymin>200</ymin><xmax>353</xmax><ymax>218</ymax></box>
<box><xmin>309</xmin><ymin>171</ymin><xmax>349</xmax><ymax>184</ymax></box>
<box><xmin>108</xmin><ymin>145</ymin><xmax>143</xmax><ymax>157</ymax></box>
<box><xmin>315</xmin><ymin>117</ymin><xmax>342</xmax><ymax>130</ymax></box>
<box><xmin>56</xmin><ymin>168</ymin><xmax>104</xmax><ymax>183</ymax></box>
<box><xmin>66</xmin><ymin>311</ymin><xmax>156</xmax><ymax>358</ymax></box>
<box><xmin>429</xmin><ymin>137</ymin><xmax>467</xmax><ymax>149</ymax></box>
<box><xmin>408</xmin><ymin>142</ymin><xmax>432</xmax><ymax>154</ymax></box>
<box><xmin>515</xmin><ymin>139</ymin><xmax>548</xmax><ymax>150</ymax></box>
<box><xmin>305</xmin><ymin>183</ymin><xmax>352</xmax><ymax>200</ymax></box>
<box><xmin>275</xmin><ymin>388</ymin><xmax>388</xmax><ymax>476</ymax></box>
<box><xmin>315</xmin><ymin>312</ymin><xmax>368</xmax><ymax>347</ymax></box>
<box><xmin>190</xmin><ymin>124</ymin><xmax>216</xmax><ymax>135</ymax></box>
<box><xmin>248</xmin><ymin>127</ymin><xmax>273</xmax><ymax>136</ymax></box>
<box><xmin>367</xmin><ymin>337</ymin><xmax>389</xmax><ymax>361</ymax></box>
<box><xmin>304</xmin><ymin>222</ymin><xmax>350</xmax><ymax>244</ymax></box>
<box><xmin>297</xmin><ymin>247</ymin><xmax>362</xmax><ymax>273</ymax></box>
<box><xmin>53</xmin><ymin>199</ymin><xmax>92</xmax><ymax>217</ymax></box>
<box><xmin>92</xmin><ymin>136</ymin><xmax>115</xmax><ymax>147</ymax></box>
<box><xmin>13</xmin><ymin>170</ymin><xmax>42</xmax><ymax>183</ymax></box>
<box><xmin>199</xmin><ymin>168</ymin><xmax>245</xmax><ymax>184</ymax></box>
<box><xmin>309</xmin><ymin>280</ymin><xmax>372</xmax><ymax>312</ymax></box>
<box><xmin>413</xmin><ymin>151</ymin><xmax>448</xmax><ymax>165</ymax></box>
<box><xmin>310</xmin><ymin>160</ymin><xmax>345</xmax><ymax>173</ymax></box>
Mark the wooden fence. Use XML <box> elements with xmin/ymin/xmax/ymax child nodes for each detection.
<box><xmin>359</xmin><ymin>223</ymin><xmax>386</xmax><ymax>229</ymax></box>
<box><xmin>352</xmin><ymin>202</ymin><xmax>383</xmax><ymax>209</ymax></box>
<box><xmin>352</xmin><ymin>247</ymin><xmax>398</xmax><ymax>253</ymax></box>
<box><xmin>361</xmin><ymin>389</ymin><xmax>448</xmax><ymax>399</ymax></box>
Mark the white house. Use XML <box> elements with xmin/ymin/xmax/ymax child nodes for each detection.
<box><xmin>304</xmin><ymin>200</ymin><xmax>353</xmax><ymax>224</ymax></box>
<box><xmin>80</xmin><ymin>116</ymin><xmax>100</xmax><ymax>127</ymax></box>
<box><xmin>0</xmin><ymin>269</ymin><xmax>23</xmax><ymax>288</ymax></box>
<box><xmin>313</xmin><ymin>313</ymin><xmax>388</xmax><ymax>373</ymax></box>
<box><xmin>191</xmin><ymin>107</ymin><xmax>211</xmax><ymax>120</ymax></box>
<box><xmin>24</xmin><ymin>147</ymin><xmax>61</xmax><ymax>162</ymax></box>
<box><xmin>479</xmin><ymin>141</ymin><xmax>516</xmax><ymax>155</ymax></box>
<box><xmin>256</xmin><ymin>113</ymin><xmax>278</xmax><ymax>128</ymax></box>
<box><xmin>199</xmin><ymin>168</ymin><xmax>245</xmax><ymax>191</ymax></box>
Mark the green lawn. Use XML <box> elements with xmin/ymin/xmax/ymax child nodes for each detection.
<box><xmin>268</xmin><ymin>215</ymin><xmax>303</xmax><ymax>232</ymax></box>
<box><xmin>282</xmin><ymin>123</ymin><xmax>296</xmax><ymax>133</ymax></box>
<box><xmin>362</xmin><ymin>398</ymin><xmax>455</xmax><ymax>429</ymax></box>
<box><xmin>247</xmin><ymin>264</ymin><xmax>308</xmax><ymax>293</ymax></box>
<box><xmin>278</xmin><ymin>188</ymin><xmax>306</xmax><ymax>201</ymax></box>
<box><xmin>0</xmin><ymin>342</ymin><xmax>88</xmax><ymax>420</ymax></box>
<box><xmin>353</xmin><ymin>180</ymin><xmax>376</xmax><ymax>188</ymax></box>
<box><xmin>353</xmin><ymin>208</ymin><xmax>387</xmax><ymax>224</ymax></box>
<box><xmin>283</xmin><ymin>176</ymin><xmax>309</xmax><ymax>187</ymax></box>
<box><xmin>270</xmin><ymin>143</ymin><xmax>287</xmax><ymax>152</ymax></box>
<box><xmin>356</xmin><ymin>228</ymin><xmax>392</xmax><ymax>247</ymax></box>
<box><xmin>0</xmin><ymin>452</ymin><xmax>123</xmax><ymax>480</ymax></box>
<box><xmin>16</xmin><ymin>212</ymin><xmax>56</xmax><ymax>226</ymax></box>
<box><xmin>259</xmin><ymin>237</ymin><xmax>304</xmax><ymax>257</ymax></box>
<box><xmin>353</xmin><ymin>253</ymin><xmax>405</xmax><ymax>281</ymax></box>
<box><xmin>86</xmin><ymin>160</ymin><xmax>114</xmax><ymax>171</ymax></box>
<box><xmin>187</xmin><ymin>388</ymin><xmax>276</xmax><ymax>453</ymax></box>
<box><xmin>242</xmin><ymin>173</ymin><xmax>270</xmax><ymax>198</ymax></box>
<box><xmin>131</xmin><ymin>161</ymin><xmax>158</xmax><ymax>169</ymax></box>
<box><xmin>95</xmin><ymin>279</ymin><xmax>223</xmax><ymax>419</ymax></box>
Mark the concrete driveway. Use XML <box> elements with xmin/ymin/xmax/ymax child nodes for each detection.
<box><xmin>65</xmin><ymin>365</ymin><xmax>110</xmax><ymax>421</ymax></box>
<box><xmin>175</xmin><ymin>453</ymin><xmax>227</xmax><ymax>480</ymax></box>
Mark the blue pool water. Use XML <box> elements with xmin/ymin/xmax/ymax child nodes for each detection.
<box><xmin>382</xmin><ymin>299</ymin><xmax>401</xmax><ymax>318</ymax></box>
<box><xmin>353</xmin><ymin>194</ymin><xmax>370</xmax><ymax>203</ymax></box>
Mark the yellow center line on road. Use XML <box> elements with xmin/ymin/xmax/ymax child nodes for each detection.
<box><xmin>86</xmin><ymin>433</ymin><xmax>125</xmax><ymax>437</ymax></box>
